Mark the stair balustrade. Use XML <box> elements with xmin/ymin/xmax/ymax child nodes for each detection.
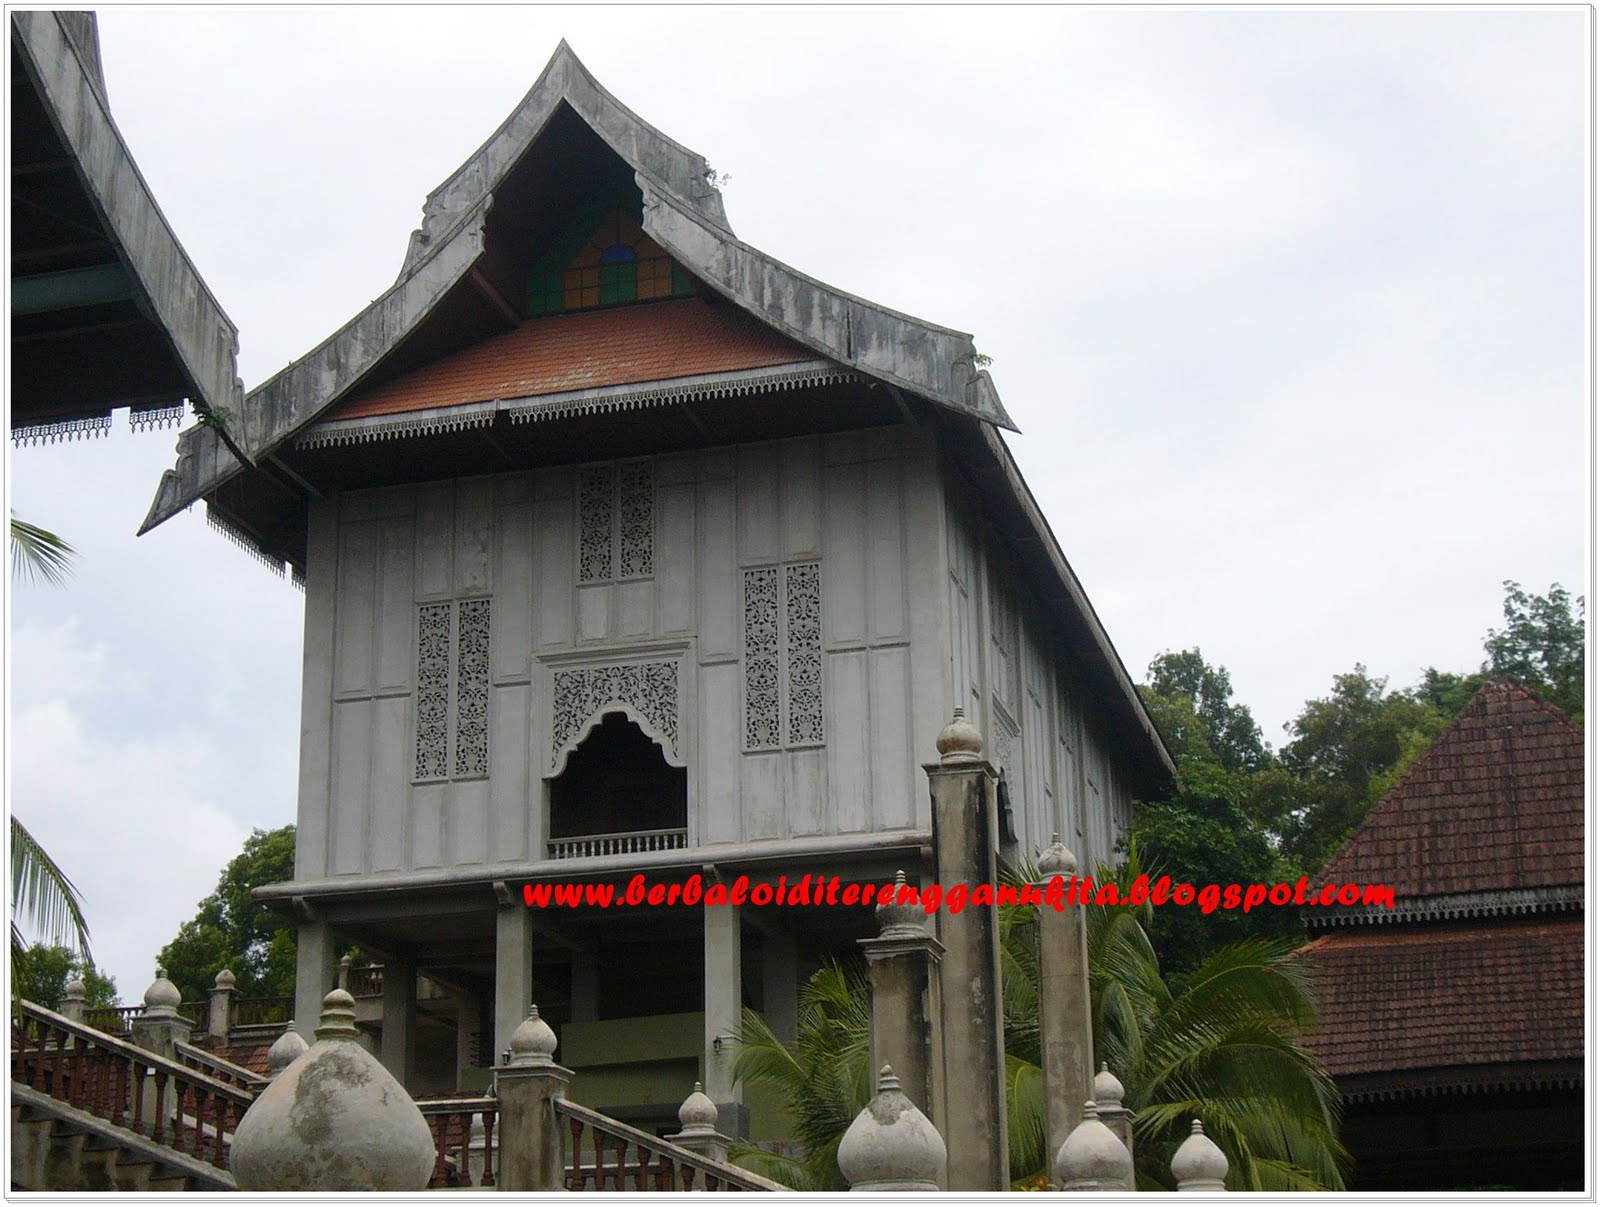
<box><xmin>555</xmin><ymin>1098</ymin><xmax>783</xmax><ymax>1192</ymax></box>
<box><xmin>12</xmin><ymin>1001</ymin><xmax>254</xmax><ymax>1172</ymax></box>
<box><xmin>416</xmin><ymin>1095</ymin><xmax>498</xmax><ymax>1188</ymax></box>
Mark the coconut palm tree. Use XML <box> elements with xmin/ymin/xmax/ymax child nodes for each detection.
<box><xmin>731</xmin><ymin>848</ymin><xmax>1347</xmax><ymax>1191</ymax></box>
<box><xmin>9</xmin><ymin>514</ymin><xmax>92</xmax><ymax>979</ymax></box>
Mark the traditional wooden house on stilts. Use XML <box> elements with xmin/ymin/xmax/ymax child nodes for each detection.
<box><xmin>142</xmin><ymin>42</ymin><xmax>1175</xmax><ymax>1144</ymax></box>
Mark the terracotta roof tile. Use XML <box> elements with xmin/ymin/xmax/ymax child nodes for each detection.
<box><xmin>1317</xmin><ymin>681</ymin><xmax>1584</xmax><ymax>895</ymax></box>
<box><xmin>1295</xmin><ymin>918</ymin><xmax>1584</xmax><ymax>1078</ymax></box>
<box><xmin>323</xmin><ymin>296</ymin><xmax>817</xmax><ymax>423</ymax></box>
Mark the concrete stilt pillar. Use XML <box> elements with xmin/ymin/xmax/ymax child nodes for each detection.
<box><xmin>703</xmin><ymin>900</ymin><xmax>745</xmax><ymax>1138</ymax></box>
<box><xmin>570</xmin><ymin>946</ymin><xmax>599</xmax><ymax>1023</ymax></box>
<box><xmin>859</xmin><ymin>870</ymin><xmax>945</xmax><ymax>1123</ymax></box>
<box><xmin>494</xmin><ymin>904</ymin><xmax>535</xmax><ymax>1063</ymax></box>
<box><xmin>294</xmin><ymin>922</ymin><xmax>339</xmax><ymax>1043</ymax></box>
<box><xmin>925</xmin><ymin>709</ymin><xmax>1009</xmax><ymax>1190</ymax></box>
<box><xmin>1036</xmin><ymin>835</ymin><xmax>1095</xmax><ymax>1164</ymax></box>
<box><xmin>761</xmin><ymin>931</ymin><xmax>799</xmax><ymax>1047</ymax></box>
<box><xmin>494</xmin><ymin>1005</ymin><xmax>573</xmax><ymax>1192</ymax></box>
<box><xmin>380</xmin><ymin>956</ymin><xmax>416</xmax><ymax>1090</ymax></box>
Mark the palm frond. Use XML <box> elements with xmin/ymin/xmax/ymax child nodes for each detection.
<box><xmin>11</xmin><ymin>817</ymin><xmax>91</xmax><ymax>963</ymax></box>
<box><xmin>9</xmin><ymin>516</ymin><xmax>76</xmax><ymax>587</ymax></box>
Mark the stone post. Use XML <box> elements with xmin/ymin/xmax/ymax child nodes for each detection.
<box><xmin>925</xmin><ymin>708</ymin><xmax>1009</xmax><ymax>1190</ymax></box>
<box><xmin>859</xmin><ymin>870</ymin><xmax>944</xmax><ymax>1122</ymax></box>
<box><xmin>1094</xmin><ymin>1063</ymin><xmax>1135</xmax><ymax>1187</ymax></box>
<box><xmin>130</xmin><ymin>968</ymin><xmax>193</xmax><ymax>1133</ymax></box>
<box><xmin>1036</xmin><ymin>835</ymin><xmax>1095</xmax><ymax>1167</ymax></box>
<box><xmin>1172</xmin><ymin>1119</ymin><xmax>1228</xmax><ymax>1193</ymax></box>
<box><xmin>493</xmin><ymin>1005</ymin><xmax>573</xmax><ymax>1192</ymax></box>
<box><xmin>294</xmin><ymin>922</ymin><xmax>339</xmax><ymax>1043</ymax></box>
<box><xmin>60</xmin><ymin>977</ymin><xmax>87</xmax><ymax>1026</ymax></box>
<box><xmin>666</xmin><ymin>1081</ymin><xmax>732</xmax><ymax>1163</ymax></box>
<box><xmin>1054</xmin><ymin>1100</ymin><xmax>1133</xmax><ymax>1193</ymax></box>
<box><xmin>209</xmin><ymin>968</ymin><xmax>238</xmax><ymax>1039</ymax></box>
<box><xmin>494</xmin><ymin>903</ymin><xmax>535</xmax><ymax>1060</ymax></box>
<box><xmin>380</xmin><ymin>955</ymin><xmax>417</xmax><ymax>1090</ymax></box>
<box><xmin>837</xmin><ymin>1065</ymin><xmax>947</xmax><ymax>1192</ymax></box>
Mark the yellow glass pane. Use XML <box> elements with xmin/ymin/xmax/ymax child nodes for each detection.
<box><xmin>581</xmin><ymin>267</ymin><xmax>600</xmax><ymax>288</ymax></box>
<box><xmin>572</xmin><ymin>244</ymin><xmax>602</xmax><ymax>268</ymax></box>
<box><xmin>563</xmin><ymin>268</ymin><xmax>583</xmax><ymax>290</ymax></box>
<box><xmin>563</xmin><ymin>288</ymin><xmax>581</xmax><ymax>309</ymax></box>
<box><xmin>582</xmin><ymin>286</ymin><xmax>600</xmax><ymax>307</ymax></box>
<box><xmin>637</xmin><ymin>277</ymin><xmax>664</xmax><ymax>300</ymax></box>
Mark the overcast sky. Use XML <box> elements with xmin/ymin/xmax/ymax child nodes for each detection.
<box><xmin>7</xmin><ymin>7</ymin><xmax>1588</xmax><ymax>1000</ymax></box>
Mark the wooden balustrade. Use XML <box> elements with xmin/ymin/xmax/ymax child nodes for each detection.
<box><xmin>347</xmin><ymin>966</ymin><xmax>385</xmax><ymax>997</ymax></box>
<box><xmin>81</xmin><ymin>1005</ymin><xmax>141</xmax><ymax>1035</ymax></box>
<box><xmin>416</xmin><ymin>1096</ymin><xmax>498</xmax><ymax>1188</ymax></box>
<box><xmin>554</xmin><ymin>1099</ymin><xmax>783</xmax><ymax>1192</ymax></box>
<box><xmin>11</xmin><ymin>1001</ymin><xmax>255</xmax><ymax>1171</ymax></box>
<box><xmin>232</xmin><ymin>996</ymin><xmax>293</xmax><ymax>1027</ymax></box>
<box><xmin>173</xmin><ymin>1040</ymin><xmax>269</xmax><ymax>1093</ymax></box>
<box><xmin>546</xmin><ymin>828</ymin><xmax>689</xmax><ymax>860</ymax></box>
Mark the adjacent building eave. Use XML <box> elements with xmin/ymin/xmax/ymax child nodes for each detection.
<box><xmin>12</xmin><ymin>10</ymin><xmax>243</xmax><ymax>437</ymax></box>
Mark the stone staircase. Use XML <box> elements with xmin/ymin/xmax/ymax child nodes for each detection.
<box><xmin>10</xmin><ymin>1082</ymin><xmax>235</xmax><ymax>1191</ymax></box>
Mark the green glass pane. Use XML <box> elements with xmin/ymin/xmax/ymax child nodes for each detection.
<box><xmin>599</xmin><ymin>262</ymin><xmax>638</xmax><ymax>305</ymax></box>
<box><xmin>671</xmin><ymin>262</ymin><xmax>694</xmax><ymax>296</ymax></box>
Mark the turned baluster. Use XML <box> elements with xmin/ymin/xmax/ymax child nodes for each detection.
<box><xmin>567</xmin><ymin>1118</ymin><xmax>585</xmax><ymax>1189</ymax></box>
<box><xmin>150</xmin><ymin>1070</ymin><xmax>169</xmax><ymax>1145</ymax></box>
<box><xmin>593</xmin><ymin>1123</ymin><xmax>606</xmax><ymax>1191</ymax></box>
<box><xmin>706</xmin><ymin>1172</ymin><xmax>722</xmax><ymax>1191</ymax></box>
<box><xmin>480</xmin><ymin>1109</ymin><xmax>496</xmax><ymax>1187</ymax></box>
<box><xmin>50</xmin><ymin>1024</ymin><xmax>68</xmax><ymax>1097</ymax></box>
<box><xmin>211</xmin><ymin>1090</ymin><xmax>228</xmax><ymax>1166</ymax></box>
<box><xmin>130</xmin><ymin>1059</ymin><xmax>146</xmax><ymax>1134</ymax></box>
<box><xmin>652</xmin><ymin>1149</ymin><xmax>670</xmax><ymax>1191</ymax></box>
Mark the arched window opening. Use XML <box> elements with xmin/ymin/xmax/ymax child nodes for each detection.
<box><xmin>547</xmin><ymin>712</ymin><xmax>687</xmax><ymax>859</ymax></box>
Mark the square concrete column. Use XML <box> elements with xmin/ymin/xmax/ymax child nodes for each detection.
<box><xmin>495</xmin><ymin>903</ymin><xmax>536</xmax><ymax>1061</ymax></box>
<box><xmin>570</xmin><ymin>945</ymin><xmax>599</xmax><ymax>1023</ymax></box>
<box><xmin>453</xmin><ymin>989</ymin><xmax>480</xmax><ymax>1086</ymax></box>
<box><xmin>926</xmin><ymin>709</ymin><xmax>1009</xmax><ymax>1191</ymax></box>
<box><xmin>761</xmin><ymin>931</ymin><xmax>798</xmax><ymax>1047</ymax></box>
<box><xmin>294</xmin><ymin>921</ymin><xmax>340</xmax><ymax>1043</ymax></box>
<box><xmin>380</xmin><ymin>956</ymin><xmax>417</xmax><ymax>1090</ymax></box>
<box><xmin>1036</xmin><ymin>839</ymin><xmax>1096</xmax><ymax>1168</ymax></box>
<box><xmin>703</xmin><ymin>900</ymin><xmax>744</xmax><ymax>1137</ymax></box>
<box><xmin>860</xmin><ymin>876</ymin><xmax>945</xmax><ymax>1124</ymax></box>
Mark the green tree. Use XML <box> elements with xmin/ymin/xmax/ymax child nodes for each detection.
<box><xmin>14</xmin><ymin>943</ymin><xmax>118</xmax><ymax>1011</ymax></box>
<box><xmin>732</xmin><ymin>853</ymin><xmax>1345</xmax><ymax>1191</ymax></box>
<box><xmin>159</xmin><ymin>826</ymin><xmax>296</xmax><ymax>1002</ymax></box>
<box><xmin>1277</xmin><ymin>666</ymin><xmax>1451</xmax><ymax>874</ymax></box>
<box><xmin>1144</xmin><ymin>650</ymin><xmax>1270</xmax><ymax>773</ymax></box>
<box><xmin>1483</xmin><ymin>581</ymin><xmax>1584</xmax><ymax>721</ymax></box>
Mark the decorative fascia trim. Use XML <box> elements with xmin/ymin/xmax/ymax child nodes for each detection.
<box><xmin>1338</xmin><ymin>1061</ymin><xmax>1583</xmax><ymax>1104</ymax></box>
<box><xmin>293</xmin><ymin>361</ymin><xmax>859</xmax><ymax>450</ymax></box>
<box><xmin>1305</xmin><ymin>885</ymin><xmax>1583</xmax><ymax>929</ymax></box>
<box><xmin>12</xmin><ymin>12</ymin><xmax>243</xmax><ymax>425</ymax></box>
<box><xmin>534</xmin><ymin>641</ymin><xmax>696</xmax><ymax>778</ymax></box>
<box><xmin>640</xmin><ymin>180</ymin><xmax>1019</xmax><ymax>432</ymax></box>
<box><xmin>11</xmin><ymin>414</ymin><xmax>111</xmax><ymax>446</ymax></box>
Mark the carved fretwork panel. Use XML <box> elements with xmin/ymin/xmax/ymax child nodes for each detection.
<box><xmin>743</xmin><ymin>561</ymin><xmax>823</xmax><ymax>751</ymax></box>
<box><xmin>577</xmin><ymin>459</ymin><xmax>654</xmax><ymax>584</ymax></box>
<box><xmin>413</xmin><ymin>598</ymin><xmax>492</xmax><ymax>782</ymax></box>
<box><xmin>551</xmin><ymin>660</ymin><xmax>681</xmax><ymax>769</ymax></box>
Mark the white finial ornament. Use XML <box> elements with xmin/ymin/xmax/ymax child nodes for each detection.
<box><xmin>1055</xmin><ymin>1100</ymin><xmax>1133</xmax><ymax>1192</ymax></box>
<box><xmin>677</xmin><ymin>1081</ymin><xmax>719</xmax><ymax>1136</ymax></box>
<box><xmin>837</xmin><ymin>1065</ymin><xmax>947</xmax><ymax>1192</ymax></box>
<box><xmin>1093</xmin><ymin>1061</ymin><xmax>1125</xmax><ymax>1109</ymax></box>
<box><xmin>213</xmin><ymin>968</ymin><xmax>237</xmax><ymax>990</ymax></box>
<box><xmin>1172</xmin><ymin>1118</ymin><xmax>1228</xmax><ymax>1192</ymax></box>
<box><xmin>875</xmin><ymin>869</ymin><xmax>929</xmax><ymax>939</ymax></box>
<box><xmin>229</xmin><ymin>985</ymin><xmax>435</xmax><ymax>1190</ymax></box>
<box><xmin>142</xmin><ymin>967</ymin><xmax>181</xmax><ymax>1016</ymax></box>
<box><xmin>1038</xmin><ymin>832</ymin><xmax>1078</xmax><ymax>877</ymax></box>
<box><xmin>507</xmin><ymin>1003</ymin><xmax>558</xmax><ymax>1067</ymax></box>
<box><xmin>936</xmin><ymin>707</ymin><xmax>984</xmax><ymax>763</ymax></box>
<box><xmin>265</xmin><ymin>1022</ymin><xmax>308</xmax><ymax>1078</ymax></box>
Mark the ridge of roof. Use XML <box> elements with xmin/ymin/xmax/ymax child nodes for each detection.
<box><xmin>1312</xmin><ymin>679</ymin><xmax>1583</xmax><ymax>901</ymax></box>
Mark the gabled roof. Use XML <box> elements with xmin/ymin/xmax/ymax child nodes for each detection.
<box><xmin>11</xmin><ymin>11</ymin><xmax>243</xmax><ymax>446</ymax></box>
<box><xmin>141</xmin><ymin>41</ymin><xmax>1012</xmax><ymax>534</ymax></box>
<box><xmin>1297</xmin><ymin>917</ymin><xmax>1583</xmax><ymax>1096</ymax></box>
<box><xmin>1315</xmin><ymin>680</ymin><xmax>1583</xmax><ymax>905</ymax></box>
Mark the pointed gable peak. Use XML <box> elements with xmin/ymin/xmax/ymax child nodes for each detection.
<box><xmin>1315</xmin><ymin>678</ymin><xmax>1583</xmax><ymax>901</ymax></box>
<box><xmin>400</xmin><ymin>39</ymin><xmax>731</xmax><ymax>276</ymax></box>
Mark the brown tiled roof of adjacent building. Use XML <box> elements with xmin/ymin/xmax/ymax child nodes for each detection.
<box><xmin>321</xmin><ymin>296</ymin><xmax>819</xmax><ymax>424</ymax></box>
<box><xmin>1297</xmin><ymin>917</ymin><xmax>1583</xmax><ymax>1082</ymax></box>
<box><xmin>1317</xmin><ymin>680</ymin><xmax>1583</xmax><ymax>897</ymax></box>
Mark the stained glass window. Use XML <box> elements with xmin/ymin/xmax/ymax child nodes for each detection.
<box><xmin>527</xmin><ymin>199</ymin><xmax>694</xmax><ymax>316</ymax></box>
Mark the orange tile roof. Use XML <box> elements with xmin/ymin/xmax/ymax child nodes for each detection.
<box><xmin>323</xmin><ymin>296</ymin><xmax>818</xmax><ymax>423</ymax></box>
<box><xmin>1317</xmin><ymin>681</ymin><xmax>1584</xmax><ymax>896</ymax></box>
<box><xmin>1296</xmin><ymin>918</ymin><xmax>1584</xmax><ymax>1080</ymax></box>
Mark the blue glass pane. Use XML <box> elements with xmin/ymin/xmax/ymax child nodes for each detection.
<box><xmin>599</xmin><ymin>244</ymin><xmax>636</xmax><ymax>266</ymax></box>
